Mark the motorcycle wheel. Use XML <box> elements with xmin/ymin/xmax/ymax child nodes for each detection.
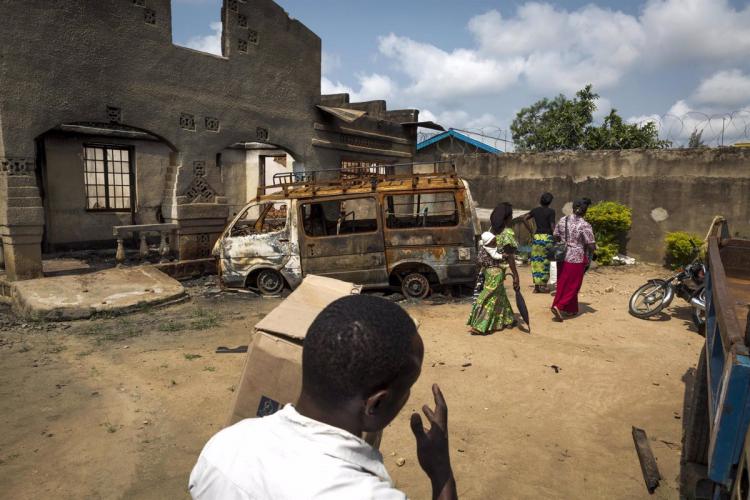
<box><xmin>629</xmin><ymin>280</ymin><xmax>670</xmax><ymax>319</ymax></box>
<box><xmin>691</xmin><ymin>287</ymin><xmax>706</xmax><ymax>335</ymax></box>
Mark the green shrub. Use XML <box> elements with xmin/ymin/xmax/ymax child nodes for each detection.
<box><xmin>586</xmin><ymin>201</ymin><xmax>632</xmax><ymax>235</ymax></box>
<box><xmin>585</xmin><ymin>201</ymin><xmax>632</xmax><ymax>265</ymax></box>
<box><xmin>593</xmin><ymin>239</ymin><xmax>619</xmax><ymax>266</ymax></box>
<box><xmin>664</xmin><ymin>231</ymin><xmax>702</xmax><ymax>268</ymax></box>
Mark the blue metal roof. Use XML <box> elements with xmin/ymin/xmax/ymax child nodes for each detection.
<box><xmin>416</xmin><ymin>129</ymin><xmax>502</xmax><ymax>154</ymax></box>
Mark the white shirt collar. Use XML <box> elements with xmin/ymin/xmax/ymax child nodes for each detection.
<box><xmin>276</xmin><ymin>404</ymin><xmax>392</xmax><ymax>483</ymax></box>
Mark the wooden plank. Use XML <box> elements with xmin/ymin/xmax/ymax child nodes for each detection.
<box><xmin>632</xmin><ymin>426</ymin><xmax>661</xmax><ymax>494</ymax></box>
<box><xmin>708</xmin><ymin>238</ymin><xmax>747</xmax><ymax>355</ymax></box>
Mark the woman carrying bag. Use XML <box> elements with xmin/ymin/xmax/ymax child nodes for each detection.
<box><xmin>550</xmin><ymin>199</ymin><xmax>596</xmax><ymax>322</ymax></box>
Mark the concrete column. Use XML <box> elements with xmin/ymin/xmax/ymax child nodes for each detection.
<box><xmin>0</xmin><ymin>157</ymin><xmax>45</xmax><ymax>281</ymax></box>
<box><xmin>164</xmin><ymin>153</ymin><xmax>229</xmax><ymax>261</ymax></box>
<box><xmin>1</xmin><ymin>232</ymin><xmax>43</xmax><ymax>280</ymax></box>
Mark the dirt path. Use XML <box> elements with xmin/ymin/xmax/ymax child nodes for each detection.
<box><xmin>0</xmin><ymin>265</ymin><xmax>702</xmax><ymax>499</ymax></box>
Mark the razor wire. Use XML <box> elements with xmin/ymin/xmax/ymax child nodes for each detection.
<box><xmin>631</xmin><ymin>109</ymin><xmax>750</xmax><ymax>148</ymax></box>
<box><xmin>418</xmin><ymin>110</ymin><xmax>750</xmax><ymax>153</ymax></box>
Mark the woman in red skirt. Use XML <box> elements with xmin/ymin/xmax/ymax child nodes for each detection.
<box><xmin>551</xmin><ymin>199</ymin><xmax>596</xmax><ymax>321</ymax></box>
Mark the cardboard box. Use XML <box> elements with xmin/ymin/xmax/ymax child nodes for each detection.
<box><xmin>226</xmin><ymin>275</ymin><xmax>362</xmax><ymax>425</ymax></box>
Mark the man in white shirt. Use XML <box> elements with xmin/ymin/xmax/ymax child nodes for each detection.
<box><xmin>189</xmin><ymin>294</ymin><xmax>457</xmax><ymax>499</ymax></box>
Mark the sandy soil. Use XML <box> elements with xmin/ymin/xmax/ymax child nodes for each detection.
<box><xmin>0</xmin><ymin>264</ymin><xmax>703</xmax><ymax>499</ymax></box>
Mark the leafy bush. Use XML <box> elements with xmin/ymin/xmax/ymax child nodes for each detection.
<box><xmin>585</xmin><ymin>201</ymin><xmax>632</xmax><ymax>265</ymax></box>
<box><xmin>593</xmin><ymin>241</ymin><xmax>619</xmax><ymax>266</ymax></box>
<box><xmin>665</xmin><ymin>231</ymin><xmax>702</xmax><ymax>268</ymax></box>
<box><xmin>586</xmin><ymin>202</ymin><xmax>632</xmax><ymax>235</ymax></box>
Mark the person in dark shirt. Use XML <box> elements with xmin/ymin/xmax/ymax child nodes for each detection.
<box><xmin>523</xmin><ymin>193</ymin><xmax>556</xmax><ymax>293</ymax></box>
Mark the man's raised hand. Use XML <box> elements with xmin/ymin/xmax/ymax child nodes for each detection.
<box><xmin>410</xmin><ymin>384</ymin><xmax>457</xmax><ymax>500</ymax></box>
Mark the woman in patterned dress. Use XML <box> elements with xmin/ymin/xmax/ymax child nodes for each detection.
<box><xmin>467</xmin><ymin>203</ymin><xmax>521</xmax><ymax>335</ymax></box>
<box><xmin>551</xmin><ymin>199</ymin><xmax>597</xmax><ymax>321</ymax></box>
<box><xmin>523</xmin><ymin>192</ymin><xmax>556</xmax><ymax>293</ymax></box>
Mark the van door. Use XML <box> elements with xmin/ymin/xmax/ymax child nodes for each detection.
<box><xmin>298</xmin><ymin>196</ymin><xmax>388</xmax><ymax>286</ymax></box>
<box><xmin>382</xmin><ymin>190</ymin><xmax>476</xmax><ymax>284</ymax></box>
<box><xmin>217</xmin><ymin>201</ymin><xmax>291</xmax><ymax>287</ymax></box>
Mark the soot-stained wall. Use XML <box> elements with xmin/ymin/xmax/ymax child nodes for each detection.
<box><xmin>453</xmin><ymin>148</ymin><xmax>750</xmax><ymax>263</ymax></box>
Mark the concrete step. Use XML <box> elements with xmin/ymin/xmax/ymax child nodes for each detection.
<box><xmin>11</xmin><ymin>265</ymin><xmax>186</xmax><ymax>320</ymax></box>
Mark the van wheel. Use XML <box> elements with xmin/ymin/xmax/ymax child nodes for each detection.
<box><xmin>402</xmin><ymin>273</ymin><xmax>430</xmax><ymax>299</ymax></box>
<box><xmin>256</xmin><ymin>269</ymin><xmax>284</xmax><ymax>295</ymax></box>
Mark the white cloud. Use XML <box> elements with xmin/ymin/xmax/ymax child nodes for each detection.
<box><xmin>593</xmin><ymin>97</ymin><xmax>613</xmax><ymax>120</ymax></box>
<box><xmin>321</xmin><ymin>77</ymin><xmax>354</xmax><ymax>96</ymax></box>
<box><xmin>378</xmin><ymin>33</ymin><xmax>524</xmax><ymax>100</ymax></box>
<box><xmin>321</xmin><ymin>51</ymin><xmax>341</xmax><ymax>76</ymax></box>
<box><xmin>419</xmin><ymin>109</ymin><xmax>504</xmax><ymax>132</ymax></box>
<box><xmin>368</xmin><ymin>0</ymin><xmax>750</xmax><ymax>106</ymax></box>
<box><xmin>468</xmin><ymin>5</ymin><xmax>644</xmax><ymax>92</ymax></box>
<box><xmin>692</xmin><ymin>69</ymin><xmax>750</xmax><ymax>108</ymax></box>
<box><xmin>627</xmin><ymin>66</ymin><xmax>750</xmax><ymax>146</ymax></box>
<box><xmin>321</xmin><ymin>73</ymin><xmax>398</xmax><ymax>103</ymax></box>
<box><xmin>640</xmin><ymin>0</ymin><xmax>750</xmax><ymax>64</ymax></box>
<box><xmin>184</xmin><ymin>21</ymin><xmax>222</xmax><ymax>56</ymax></box>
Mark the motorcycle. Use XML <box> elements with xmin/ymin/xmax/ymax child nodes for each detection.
<box><xmin>628</xmin><ymin>244</ymin><xmax>706</xmax><ymax>331</ymax></box>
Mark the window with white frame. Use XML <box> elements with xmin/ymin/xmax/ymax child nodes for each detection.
<box><xmin>83</xmin><ymin>145</ymin><xmax>133</xmax><ymax>211</ymax></box>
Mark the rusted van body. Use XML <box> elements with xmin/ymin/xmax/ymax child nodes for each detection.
<box><xmin>213</xmin><ymin>165</ymin><xmax>480</xmax><ymax>298</ymax></box>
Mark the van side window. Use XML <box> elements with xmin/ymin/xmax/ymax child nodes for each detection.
<box><xmin>385</xmin><ymin>193</ymin><xmax>459</xmax><ymax>229</ymax></box>
<box><xmin>231</xmin><ymin>202</ymin><xmax>287</xmax><ymax>237</ymax></box>
<box><xmin>302</xmin><ymin>198</ymin><xmax>378</xmax><ymax>237</ymax></box>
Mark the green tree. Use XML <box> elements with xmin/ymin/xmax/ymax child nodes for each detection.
<box><xmin>688</xmin><ymin>128</ymin><xmax>707</xmax><ymax>148</ymax></box>
<box><xmin>511</xmin><ymin>85</ymin><xmax>672</xmax><ymax>151</ymax></box>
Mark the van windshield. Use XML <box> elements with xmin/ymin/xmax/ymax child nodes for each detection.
<box><xmin>230</xmin><ymin>202</ymin><xmax>287</xmax><ymax>237</ymax></box>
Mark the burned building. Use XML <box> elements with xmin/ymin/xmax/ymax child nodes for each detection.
<box><xmin>0</xmin><ymin>0</ymin><xmax>421</xmax><ymax>281</ymax></box>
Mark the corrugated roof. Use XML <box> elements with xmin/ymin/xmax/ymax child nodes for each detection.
<box><xmin>417</xmin><ymin>129</ymin><xmax>502</xmax><ymax>154</ymax></box>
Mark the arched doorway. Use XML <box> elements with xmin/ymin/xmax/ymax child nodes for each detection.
<box><xmin>36</xmin><ymin>122</ymin><xmax>177</xmax><ymax>253</ymax></box>
<box><xmin>218</xmin><ymin>140</ymin><xmax>300</xmax><ymax>220</ymax></box>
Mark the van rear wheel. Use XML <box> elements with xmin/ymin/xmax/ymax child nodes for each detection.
<box><xmin>256</xmin><ymin>269</ymin><xmax>284</xmax><ymax>295</ymax></box>
<box><xmin>402</xmin><ymin>273</ymin><xmax>430</xmax><ymax>299</ymax></box>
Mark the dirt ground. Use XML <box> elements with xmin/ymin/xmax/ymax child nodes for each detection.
<box><xmin>0</xmin><ymin>263</ymin><xmax>703</xmax><ymax>499</ymax></box>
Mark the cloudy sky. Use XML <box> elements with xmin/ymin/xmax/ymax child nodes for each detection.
<box><xmin>173</xmin><ymin>0</ymin><xmax>750</xmax><ymax>149</ymax></box>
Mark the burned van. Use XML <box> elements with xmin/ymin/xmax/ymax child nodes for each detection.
<box><xmin>213</xmin><ymin>165</ymin><xmax>480</xmax><ymax>298</ymax></box>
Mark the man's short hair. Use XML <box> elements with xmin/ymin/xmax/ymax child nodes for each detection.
<box><xmin>302</xmin><ymin>294</ymin><xmax>417</xmax><ymax>405</ymax></box>
<box><xmin>540</xmin><ymin>192</ymin><xmax>553</xmax><ymax>206</ymax></box>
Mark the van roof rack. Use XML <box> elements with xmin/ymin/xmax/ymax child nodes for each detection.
<box><xmin>256</xmin><ymin>160</ymin><xmax>459</xmax><ymax>199</ymax></box>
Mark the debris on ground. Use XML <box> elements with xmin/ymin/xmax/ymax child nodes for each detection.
<box><xmin>632</xmin><ymin>426</ymin><xmax>661</xmax><ymax>494</ymax></box>
<box><xmin>215</xmin><ymin>346</ymin><xmax>248</xmax><ymax>354</ymax></box>
<box><xmin>613</xmin><ymin>255</ymin><xmax>637</xmax><ymax>265</ymax></box>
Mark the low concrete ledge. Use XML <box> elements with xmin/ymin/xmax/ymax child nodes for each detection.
<box><xmin>10</xmin><ymin>265</ymin><xmax>187</xmax><ymax>320</ymax></box>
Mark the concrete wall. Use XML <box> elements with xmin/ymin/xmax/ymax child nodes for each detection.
<box><xmin>452</xmin><ymin>148</ymin><xmax>750</xmax><ymax>263</ymax></box>
<box><xmin>0</xmin><ymin>0</ymin><xmax>321</xmax><ymax>278</ymax></box>
<box><xmin>42</xmin><ymin>132</ymin><xmax>171</xmax><ymax>247</ymax></box>
<box><xmin>220</xmin><ymin>148</ymin><xmax>249</xmax><ymax>220</ymax></box>
<box><xmin>0</xmin><ymin>1</ymin><xmax>420</xmax><ymax>279</ymax></box>
<box><xmin>314</xmin><ymin>95</ymin><xmax>418</xmax><ymax>173</ymax></box>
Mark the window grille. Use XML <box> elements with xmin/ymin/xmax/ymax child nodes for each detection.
<box><xmin>83</xmin><ymin>145</ymin><xmax>133</xmax><ymax>211</ymax></box>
